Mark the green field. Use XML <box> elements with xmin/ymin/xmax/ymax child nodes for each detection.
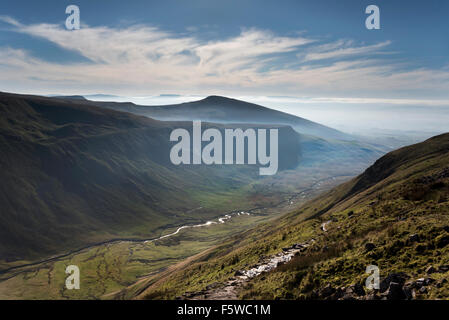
<box><xmin>0</xmin><ymin>214</ymin><xmax>259</xmax><ymax>299</ymax></box>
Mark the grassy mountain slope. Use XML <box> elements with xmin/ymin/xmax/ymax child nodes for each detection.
<box><xmin>0</xmin><ymin>92</ymin><xmax>303</xmax><ymax>262</ymax></box>
<box><xmin>138</xmin><ymin>133</ymin><xmax>449</xmax><ymax>300</ymax></box>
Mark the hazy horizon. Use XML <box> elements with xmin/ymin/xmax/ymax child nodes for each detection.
<box><xmin>37</xmin><ymin>93</ymin><xmax>449</xmax><ymax>136</ymax></box>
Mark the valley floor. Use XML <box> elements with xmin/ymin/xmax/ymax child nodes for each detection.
<box><xmin>0</xmin><ymin>174</ymin><xmax>349</xmax><ymax>300</ymax></box>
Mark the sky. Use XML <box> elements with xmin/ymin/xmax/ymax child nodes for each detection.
<box><xmin>0</xmin><ymin>0</ymin><xmax>448</xmax><ymax>133</ymax></box>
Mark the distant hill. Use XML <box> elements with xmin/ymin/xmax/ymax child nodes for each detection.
<box><xmin>78</xmin><ymin>95</ymin><xmax>353</xmax><ymax>141</ymax></box>
<box><xmin>51</xmin><ymin>95</ymin><xmax>88</xmax><ymax>101</ymax></box>
<box><xmin>62</xmin><ymin>94</ymin><xmax>384</xmax><ymax>170</ymax></box>
<box><xmin>137</xmin><ymin>133</ymin><xmax>449</xmax><ymax>300</ymax></box>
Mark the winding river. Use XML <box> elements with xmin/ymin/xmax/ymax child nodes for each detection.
<box><xmin>0</xmin><ymin>211</ymin><xmax>251</xmax><ymax>276</ymax></box>
<box><xmin>143</xmin><ymin>211</ymin><xmax>250</xmax><ymax>244</ymax></box>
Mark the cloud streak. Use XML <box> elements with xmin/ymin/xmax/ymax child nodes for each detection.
<box><xmin>0</xmin><ymin>16</ymin><xmax>448</xmax><ymax>103</ymax></box>
<box><xmin>301</xmin><ymin>39</ymin><xmax>392</xmax><ymax>62</ymax></box>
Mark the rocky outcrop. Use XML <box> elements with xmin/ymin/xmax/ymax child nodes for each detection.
<box><xmin>310</xmin><ymin>269</ymin><xmax>449</xmax><ymax>300</ymax></box>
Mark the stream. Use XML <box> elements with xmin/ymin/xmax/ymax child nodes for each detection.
<box><xmin>143</xmin><ymin>211</ymin><xmax>251</xmax><ymax>244</ymax></box>
<box><xmin>0</xmin><ymin>211</ymin><xmax>252</xmax><ymax>276</ymax></box>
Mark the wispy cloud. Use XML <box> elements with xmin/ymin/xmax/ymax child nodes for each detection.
<box><xmin>0</xmin><ymin>16</ymin><xmax>448</xmax><ymax>102</ymax></box>
<box><xmin>301</xmin><ymin>39</ymin><xmax>392</xmax><ymax>62</ymax></box>
<box><xmin>0</xmin><ymin>15</ymin><xmax>21</xmax><ymax>27</ymax></box>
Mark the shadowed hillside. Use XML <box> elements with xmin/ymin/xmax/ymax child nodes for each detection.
<box><xmin>0</xmin><ymin>92</ymin><xmax>302</xmax><ymax>262</ymax></box>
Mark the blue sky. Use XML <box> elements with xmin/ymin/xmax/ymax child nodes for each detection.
<box><xmin>0</xmin><ymin>0</ymin><xmax>448</xmax><ymax>133</ymax></box>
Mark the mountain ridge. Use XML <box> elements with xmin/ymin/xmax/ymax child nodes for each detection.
<box><xmin>63</xmin><ymin>94</ymin><xmax>353</xmax><ymax>141</ymax></box>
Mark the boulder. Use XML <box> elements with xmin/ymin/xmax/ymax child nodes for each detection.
<box><xmin>436</xmin><ymin>279</ymin><xmax>448</xmax><ymax>288</ymax></box>
<box><xmin>402</xmin><ymin>285</ymin><xmax>415</xmax><ymax>300</ymax></box>
<box><xmin>320</xmin><ymin>284</ymin><xmax>335</xmax><ymax>298</ymax></box>
<box><xmin>385</xmin><ymin>282</ymin><xmax>406</xmax><ymax>300</ymax></box>
<box><xmin>206</xmin><ymin>282</ymin><xmax>219</xmax><ymax>290</ymax></box>
<box><xmin>365</xmin><ymin>293</ymin><xmax>381</xmax><ymax>300</ymax></box>
<box><xmin>309</xmin><ymin>291</ymin><xmax>319</xmax><ymax>300</ymax></box>
<box><xmin>234</xmin><ymin>270</ymin><xmax>244</xmax><ymax>276</ymax></box>
<box><xmin>436</xmin><ymin>235</ymin><xmax>449</xmax><ymax>248</ymax></box>
<box><xmin>332</xmin><ymin>287</ymin><xmax>345</xmax><ymax>300</ymax></box>
<box><xmin>408</xmin><ymin>233</ymin><xmax>419</xmax><ymax>243</ymax></box>
<box><xmin>426</xmin><ymin>265</ymin><xmax>437</xmax><ymax>274</ymax></box>
<box><xmin>438</xmin><ymin>265</ymin><xmax>449</xmax><ymax>273</ymax></box>
<box><xmin>415</xmin><ymin>277</ymin><xmax>434</xmax><ymax>288</ymax></box>
<box><xmin>379</xmin><ymin>272</ymin><xmax>409</xmax><ymax>293</ymax></box>
<box><xmin>415</xmin><ymin>278</ymin><xmax>425</xmax><ymax>288</ymax></box>
<box><xmin>341</xmin><ymin>293</ymin><xmax>357</xmax><ymax>300</ymax></box>
<box><xmin>415</xmin><ymin>244</ymin><xmax>427</xmax><ymax>253</ymax></box>
<box><xmin>346</xmin><ymin>284</ymin><xmax>365</xmax><ymax>297</ymax></box>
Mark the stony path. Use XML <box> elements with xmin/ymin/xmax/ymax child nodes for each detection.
<box><xmin>179</xmin><ymin>239</ymin><xmax>315</xmax><ymax>300</ymax></box>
